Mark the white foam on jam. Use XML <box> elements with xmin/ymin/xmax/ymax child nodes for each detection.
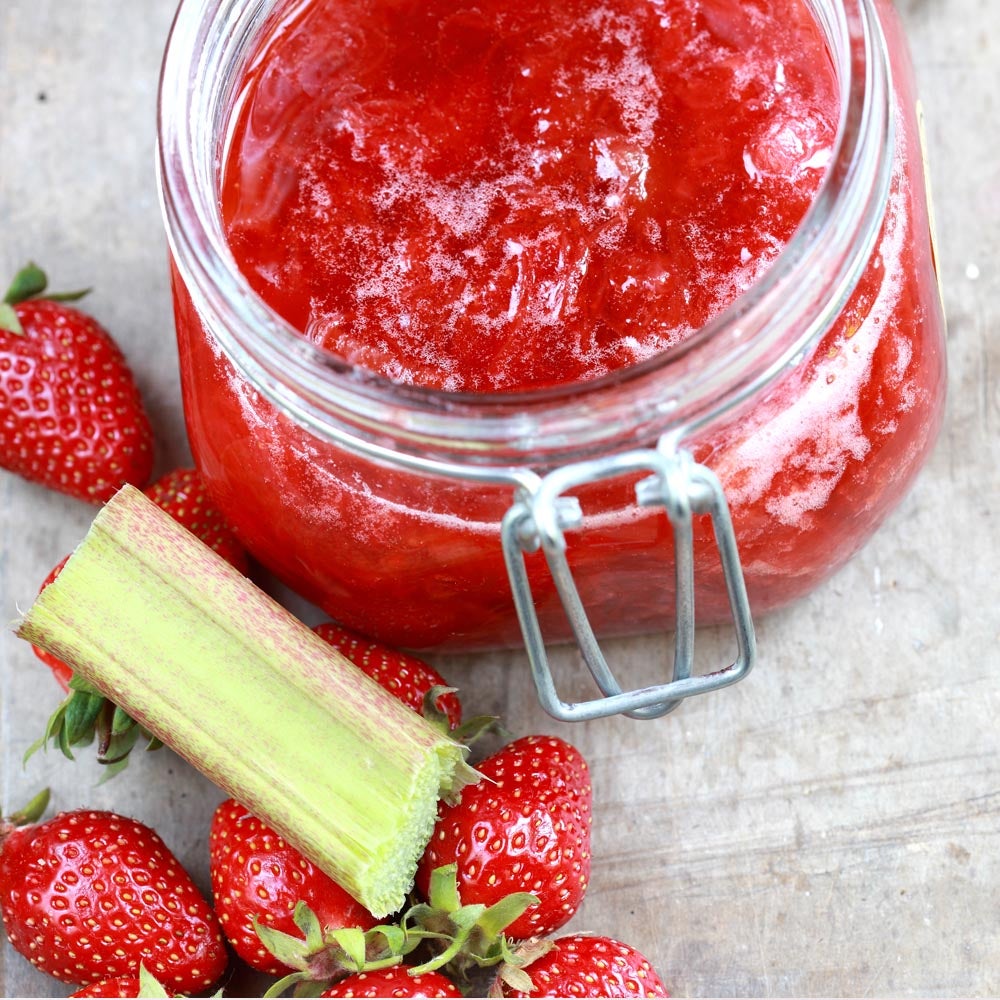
<box><xmin>276</xmin><ymin>4</ymin><xmax>682</xmax><ymax>390</ymax></box>
<box><xmin>712</xmin><ymin>113</ymin><xmax>915</xmax><ymax>530</ymax></box>
<box><xmin>581</xmin><ymin>7</ymin><xmax>662</xmax><ymax>143</ymax></box>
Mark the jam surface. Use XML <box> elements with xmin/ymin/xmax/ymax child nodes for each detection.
<box><xmin>221</xmin><ymin>0</ymin><xmax>838</xmax><ymax>390</ymax></box>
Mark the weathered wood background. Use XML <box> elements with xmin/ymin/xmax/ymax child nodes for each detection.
<box><xmin>1</xmin><ymin>0</ymin><xmax>997</xmax><ymax>994</ymax></box>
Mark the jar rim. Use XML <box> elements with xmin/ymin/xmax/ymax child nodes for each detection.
<box><xmin>157</xmin><ymin>0</ymin><xmax>894</xmax><ymax>465</ymax></box>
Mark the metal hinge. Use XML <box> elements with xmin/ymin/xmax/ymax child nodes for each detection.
<box><xmin>501</xmin><ymin>440</ymin><xmax>756</xmax><ymax>721</ymax></box>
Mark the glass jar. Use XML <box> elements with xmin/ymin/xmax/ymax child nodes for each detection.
<box><xmin>157</xmin><ymin>0</ymin><xmax>945</xmax><ymax>718</ymax></box>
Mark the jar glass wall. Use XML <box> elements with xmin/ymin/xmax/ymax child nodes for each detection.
<box><xmin>158</xmin><ymin>0</ymin><xmax>946</xmax><ymax>652</ymax></box>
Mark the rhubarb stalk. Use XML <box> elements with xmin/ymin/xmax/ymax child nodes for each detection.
<box><xmin>17</xmin><ymin>485</ymin><xmax>477</xmax><ymax>917</ymax></box>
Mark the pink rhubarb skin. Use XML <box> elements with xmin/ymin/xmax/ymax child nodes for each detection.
<box><xmin>173</xmin><ymin>0</ymin><xmax>945</xmax><ymax>649</ymax></box>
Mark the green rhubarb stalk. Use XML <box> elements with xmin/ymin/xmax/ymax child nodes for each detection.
<box><xmin>17</xmin><ymin>484</ymin><xmax>478</xmax><ymax>917</ymax></box>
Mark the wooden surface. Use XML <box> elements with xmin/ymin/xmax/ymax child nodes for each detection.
<box><xmin>1</xmin><ymin>0</ymin><xmax>998</xmax><ymax>995</ymax></box>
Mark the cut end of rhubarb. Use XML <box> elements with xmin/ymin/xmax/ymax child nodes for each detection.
<box><xmin>362</xmin><ymin>749</ymin><xmax>477</xmax><ymax>916</ymax></box>
<box><xmin>17</xmin><ymin>484</ymin><xmax>479</xmax><ymax>917</ymax></box>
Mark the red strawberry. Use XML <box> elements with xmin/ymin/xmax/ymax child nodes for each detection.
<box><xmin>313</xmin><ymin>622</ymin><xmax>462</xmax><ymax>729</ymax></box>
<box><xmin>69</xmin><ymin>965</ymin><xmax>177</xmax><ymax>997</ymax></box>
<box><xmin>69</xmin><ymin>975</ymin><xmax>143</xmax><ymax>998</ymax></box>
<box><xmin>145</xmin><ymin>468</ymin><xmax>249</xmax><ymax>574</ymax></box>
<box><xmin>30</xmin><ymin>555</ymin><xmax>73</xmax><ymax>691</ymax></box>
<box><xmin>209</xmin><ymin>798</ymin><xmax>377</xmax><ymax>975</ymax></box>
<box><xmin>492</xmin><ymin>935</ymin><xmax>670</xmax><ymax>998</ymax></box>
<box><xmin>416</xmin><ymin>735</ymin><xmax>592</xmax><ymax>940</ymax></box>
<box><xmin>0</xmin><ymin>263</ymin><xmax>153</xmax><ymax>503</ymax></box>
<box><xmin>0</xmin><ymin>801</ymin><xmax>228</xmax><ymax>992</ymax></box>
<box><xmin>321</xmin><ymin>966</ymin><xmax>463</xmax><ymax>997</ymax></box>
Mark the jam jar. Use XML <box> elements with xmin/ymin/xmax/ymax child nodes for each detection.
<box><xmin>157</xmin><ymin>0</ymin><xmax>945</xmax><ymax>719</ymax></box>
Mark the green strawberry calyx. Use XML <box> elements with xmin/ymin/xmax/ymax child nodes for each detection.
<box><xmin>253</xmin><ymin>866</ymin><xmax>540</xmax><ymax>997</ymax></box>
<box><xmin>422</xmin><ymin>685</ymin><xmax>508</xmax><ymax>747</ymax></box>
<box><xmin>257</xmin><ymin>902</ymin><xmax>415</xmax><ymax>998</ymax></box>
<box><xmin>401</xmin><ymin>863</ymin><xmax>539</xmax><ymax>982</ymax></box>
<box><xmin>0</xmin><ymin>261</ymin><xmax>90</xmax><ymax>335</ymax></box>
<box><xmin>0</xmin><ymin>787</ymin><xmax>50</xmax><ymax>842</ymax></box>
<box><xmin>27</xmin><ymin>674</ymin><xmax>161</xmax><ymax>778</ymax></box>
<box><xmin>484</xmin><ymin>939</ymin><xmax>555</xmax><ymax>998</ymax></box>
<box><xmin>136</xmin><ymin>963</ymin><xmax>173</xmax><ymax>999</ymax></box>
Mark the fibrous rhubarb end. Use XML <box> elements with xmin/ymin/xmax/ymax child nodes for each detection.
<box><xmin>17</xmin><ymin>485</ymin><xmax>479</xmax><ymax>916</ymax></box>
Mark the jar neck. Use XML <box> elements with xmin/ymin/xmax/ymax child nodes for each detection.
<box><xmin>158</xmin><ymin>0</ymin><xmax>894</xmax><ymax>471</ymax></box>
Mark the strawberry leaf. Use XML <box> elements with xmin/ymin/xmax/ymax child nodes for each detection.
<box><xmin>496</xmin><ymin>963</ymin><xmax>535</xmax><ymax>996</ymax></box>
<box><xmin>451</xmin><ymin>713</ymin><xmax>508</xmax><ymax>748</ymax></box>
<box><xmin>98</xmin><ymin>724</ymin><xmax>142</xmax><ymax>766</ymax></box>
<box><xmin>42</xmin><ymin>287</ymin><xmax>91</xmax><ymax>302</ymax></box>
<box><xmin>3</xmin><ymin>262</ymin><xmax>90</xmax><ymax>305</ymax></box>
<box><xmin>64</xmin><ymin>691</ymin><xmax>105</xmax><ymax>745</ymax></box>
<box><xmin>329</xmin><ymin>926</ymin><xmax>367</xmax><ymax>969</ymax></box>
<box><xmin>428</xmin><ymin>863</ymin><xmax>463</xmax><ymax>912</ymax></box>
<box><xmin>370</xmin><ymin>924</ymin><xmax>408</xmax><ymax>958</ymax></box>
<box><xmin>254</xmin><ymin>919</ymin><xmax>312</xmax><ymax>971</ymax></box>
<box><xmin>0</xmin><ymin>302</ymin><xmax>24</xmax><ymax>335</ymax></box>
<box><xmin>292</xmin><ymin>900</ymin><xmax>326</xmax><ymax>953</ymax></box>
<box><xmin>137</xmin><ymin>963</ymin><xmax>171</xmax><ymax>998</ymax></box>
<box><xmin>5</xmin><ymin>787</ymin><xmax>50</xmax><ymax>826</ymax></box>
<box><xmin>478</xmin><ymin>894</ymin><xmax>539</xmax><ymax>941</ymax></box>
<box><xmin>56</xmin><ymin>711</ymin><xmax>76</xmax><ymax>760</ymax></box>
<box><xmin>291</xmin><ymin>981</ymin><xmax>328</xmax><ymax>999</ymax></box>
<box><xmin>3</xmin><ymin>262</ymin><xmax>48</xmax><ymax>304</ymax></box>
<box><xmin>95</xmin><ymin>755</ymin><xmax>135</xmax><ymax>785</ymax></box>
<box><xmin>111</xmin><ymin>704</ymin><xmax>137</xmax><ymax>736</ymax></box>
<box><xmin>263</xmin><ymin>971</ymin><xmax>312</xmax><ymax>999</ymax></box>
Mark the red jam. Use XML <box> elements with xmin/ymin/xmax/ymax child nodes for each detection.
<box><xmin>174</xmin><ymin>0</ymin><xmax>946</xmax><ymax>649</ymax></box>
<box><xmin>221</xmin><ymin>0</ymin><xmax>837</xmax><ymax>392</ymax></box>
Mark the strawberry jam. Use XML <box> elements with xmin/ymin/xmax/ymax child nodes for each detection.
<box><xmin>221</xmin><ymin>0</ymin><xmax>837</xmax><ymax>392</ymax></box>
<box><xmin>170</xmin><ymin>0</ymin><xmax>946</xmax><ymax>649</ymax></box>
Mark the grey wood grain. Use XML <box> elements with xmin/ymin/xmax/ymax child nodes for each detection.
<box><xmin>1</xmin><ymin>0</ymin><xmax>998</xmax><ymax>995</ymax></box>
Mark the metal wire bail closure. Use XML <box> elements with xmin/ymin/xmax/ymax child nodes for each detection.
<box><xmin>501</xmin><ymin>439</ymin><xmax>757</xmax><ymax>722</ymax></box>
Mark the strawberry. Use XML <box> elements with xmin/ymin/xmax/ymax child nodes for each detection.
<box><xmin>69</xmin><ymin>964</ymin><xmax>177</xmax><ymax>997</ymax></box>
<box><xmin>491</xmin><ymin>935</ymin><xmax>670</xmax><ymax>998</ymax></box>
<box><xmin>313</xmin><ymin>622</ymin><xmax>462</xmax><ymax>729</ymax></box>
<box><xmin>415</xmin><ymin>735</ymin><xmax>592</xmax><ymax>941</ymax></box>
<box><xmin>0</xmin><ymin>795</ymin><xmax>228</xmax><ymax>992</ymax></box>
<box><xmin>320</xmin><ymin>965</ymin><xmax>463</xmax><ymax>997</ymax></box>
<box><xmin>69</xmin><ymin>976</ymin><xmax>144</xmax><ymax>998</ymax></box>
<box><xmin>209</xmin><ymin>798</ymin><xmax>377</xmax><ymax>975</ymax></box>
<box><xmin>145</xmin><ymin>467</ymin><xmax>249</xmax><ymax>574</ymax></box>
<box><xmin>0</xmin><ymin>262</ymin><xmax>153</xmax><ymax>503</ymax></box>
<box><xmin>69</xmin><ymin>964</ymin><xmax>177</xmax><ymax>998</ymax></box>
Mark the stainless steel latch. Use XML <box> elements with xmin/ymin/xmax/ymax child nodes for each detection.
<box><xmin>501</xmin><ymin>440</ymin><xmax>756</xmax><ymax>722</ymax></box>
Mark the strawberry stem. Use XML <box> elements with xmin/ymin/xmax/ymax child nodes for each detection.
<box><xmin>400</xmin><ymin>865</ymin><xmax>539</xmax><ymax>981</ymax></box>
<box><xmin>6</xmin><ymin>787</ymin><xmax>51</xmax><ymax>827</ymax></box>
<box><xmin>0</xmin><ymin>261</ymin><xmax>91</xmax><ymax>335</ymax></box>
<box><xmin>0</xmin><ymin>261</ymin><xmax>90</xmax><ymax>318</ymax></box>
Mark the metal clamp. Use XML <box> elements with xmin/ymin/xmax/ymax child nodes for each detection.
<box><xmin>501</xmin><ymin>440</ymin><xmax>756</xmax><ymax>722</ymax></box>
